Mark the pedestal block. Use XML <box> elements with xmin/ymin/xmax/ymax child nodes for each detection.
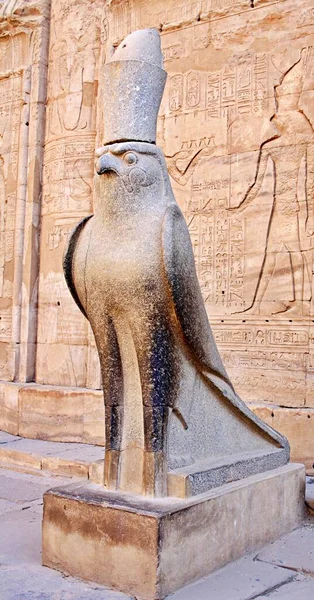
<box><xmin>42</xmin><ymin>463</ymin><xmax>305</xmax><ymax>600</ymax></box>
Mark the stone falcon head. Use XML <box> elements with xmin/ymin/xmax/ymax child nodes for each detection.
<box><xmin>95</xmin><ymin>141</ymin><xmax>172</xmax><ymax>197</ymax></box>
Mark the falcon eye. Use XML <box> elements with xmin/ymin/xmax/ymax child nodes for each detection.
<box><xmin>124</xmin><ymin>152</ymin><xmax>137</xmax><ymax>165</ymax></box>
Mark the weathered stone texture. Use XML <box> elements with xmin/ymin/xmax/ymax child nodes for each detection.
<box><xmin>251</xmin><ymin>404</ymin><xmax>314</xmax><ymax>474</ymax></box>
<box><xmin>0</xmin><ymin>0</ymin><xmax>313</xmax><ymax>468</ymax></box>
<box><xmin>42</xmin><ymin>463</ymin><xmax>305</xmax><ymax>599</ymax></box>
<box><xmin>0</xmin><ymin>381</ymin><xmax>104</xmax><ymax>444</ymax></box>
<box><xmin>0</xmin><ymin>0</ymin><xmax>50</xmax><ymax>383</ymax></box>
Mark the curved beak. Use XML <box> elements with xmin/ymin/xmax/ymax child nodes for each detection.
<box><xmin>96</xmin><ymin>153</ymin><xmax>120</xmax><ymax>175</ymax></box>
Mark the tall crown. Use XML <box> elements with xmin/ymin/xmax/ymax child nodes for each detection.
<box><xmin>275</xmin><ymin>51</ymin><xmax>306</xmax><ymax>111</ymax></box>
<box><xmin>103</xmin><ymin>29</ymin><xmax>167</xmax><ymax>145</ymax></box>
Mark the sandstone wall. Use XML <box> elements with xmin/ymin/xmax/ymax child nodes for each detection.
<box><xmin>0</xmin><ymin>0</ymin><xmax>314</xmax><ymax>470</ymax></box>
<box><xmin>0</xmin><ymin>0</ymin><xmax>50</xmax><ymax>381</ymax></box>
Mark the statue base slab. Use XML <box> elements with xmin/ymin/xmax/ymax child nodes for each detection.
<box><xmin>42</xmin><ymin>463</ymin><xmax>305</xmax><ymax>600</ymax></box>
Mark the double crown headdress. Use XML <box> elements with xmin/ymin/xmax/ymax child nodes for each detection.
<box><xmin>103</xmin><ymin>29</ymin><xmax>167</xmax><ymax>146</ymax></box>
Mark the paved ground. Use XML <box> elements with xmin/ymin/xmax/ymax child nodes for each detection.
<box><xmin>1</xmin><ymin>465</ymin><xmax>314</xmax><ymax>599</ymax></box>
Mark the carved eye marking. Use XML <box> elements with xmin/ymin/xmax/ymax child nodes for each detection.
<box><xmin>124</xmin><ymin>152</ymin><xmax>137</xmax><ymax>165</ymax></box>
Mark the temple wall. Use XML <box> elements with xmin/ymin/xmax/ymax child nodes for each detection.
<box><xmin>0</xmin><ymin>0</ymin><xmax>50</xmax><ymax>382</ymax></box>
<box><xmin>0</xmin><ymin>0</ymin><xmax>314</xmax><ymax>471</ymax></box>
<box><xmin>36</xmin><ymin>0</ymin><xmax>103</xmax><ymax>389</ymax></box>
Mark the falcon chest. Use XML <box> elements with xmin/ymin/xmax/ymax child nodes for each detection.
<box><xmin>85</xmin><ymin>213</ymin><xmax>165</xmax><ymax>300</ymax></box>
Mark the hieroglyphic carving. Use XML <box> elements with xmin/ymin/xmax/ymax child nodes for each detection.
<box><xmin>109</xmin><ymin>0</ymin><xmax>249</xmax><ymax>42</ymax></box>
<box><xmin>0</xmin><ymin>14</ymin><xmax>47</xmax><ymax>382</ymax></box>
<box><xmin>38</xmin><ymin>135</ymin><xmax>95</xmax><ymax>383</ymax></box>
<box><xmin>213</xmin><ymin>320</ymin><xmax>309</xmax><ymax>402</ymax></box>
<box><xmin>186</xmin><ymin>70</ymin><xmax>201</xmax><ymax>108</ymax></box>
<box><xmin>187</xmin><ymin>190</ymin><xmax>245</xmax><ymax>309</ymax></box>
<box><xmin>165</xmin><ymin>145</ymin><xmax>246</xmax><ymax>311</ymax></box>
<box><xmin>43</xmin><ymin>137</ymin><xmax>94</xmax><ymax>215</ymax></box>
<box><xmin>36</xmin><ymin>0</ymin><xmax>103</xmax><ymax>387</ymax></box>
<box><xmin>0</xmin><ymin>67</ymin><xmax>24</xmax><ymax>345</ymax></box>
<box><xmin>166</xmin><ymin>52</ymin><xmax>268</xmax><ymax>119</ymax></box>
<box><xmin>111</xmin><ymin>0</ymin><xmax>131</xmax><ymax>41</ymax></box>
<box><xmin>166</xmin><ymin>136</ymin><xmax>215</xmax><ymax>184</ymax></box>
<box><xmin>230</xmin><ymin>370</ymin><xmax>306</xmax><ymax>403</ymax></box>
<box><xmin>1</xmin><ymin>0</ymin><xmax>312</xmax><ymax>414</ymax></box>
<box><xmin>47</xmin><ymin>218</ymin><xmax>77</xmax><ymax>250</ymax></box>
<box><xmin>37</xmin><ymin>271</ymin><xmax>88</xmax><ymax>387</ymax></box>
<box><xmin>169</xmin><ymin>74</ymin><xmax>183</xmax><ymax>112</ymax></box>
<box><xmin>253</xmin><ymin>53</ymin><xmax>268</xmax><ymax>115</ymax></box>
<box><xmin>221</xmin><ymin>350</ymin><xmax>307</xmax><ymax>371</ymax></box>
<box><xmin>0</xmin><ymin>309</ymin><xmax>12</xmax><ymax>343</ymax></box>
<box><xmin>216</xmin><ymin>323</ymin><xmax>309</xmax><ymax>402</ymax></box>
<box><xmin>162</xmin><ymin>43</ymin><xmax>314</xmax><ymax>322</ymax></box>
<box><xmin>297</xmin><ymin>6</ymin><xmax>314</xmax><ymax>27</ymax></box>
<box><xmin>148</xmin><ymin>0</ymin><xmax>314</xmax><ymax>407</ymax></box>
<box><xmin>163</xmin><ymin>42</ymin><xmax>186</xmax><ymax>63</ymax></box>
<box><xmin>214</xmin><ymin>326</ymin><xmax>309</xmax><ymax>347</ymax></box>
<box><xmin>38</xmin><ymin>272</ymin><xmax>88</xmax><ymax>346</ymax></box>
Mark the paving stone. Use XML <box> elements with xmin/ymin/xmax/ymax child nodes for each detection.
<box><xmin>170</xmin><ymin>553</ymin><xmax>295</xmax><ymax>600</ymax></box>
<box><xmin>0</xmin><ymin>432</ymin><xmax>20</xmax><ymax>444</ymax></box>
<box><xmin>0</xmin><ymin>471</ymin><xmax>58</xmax><ymax>503</ymax></box>
<box><xmin>55</xmin><ymin>444</ymin><xmax>103</xmax><ymax>461</ymax></box>
<box><xmin>0</xmin><ymin>506</ymin><xmax>41</xmax><ymax>566</ymax></box>
<box><xmin>0</xmin><ymin>498</ymin><xmax>17</xmax><ymax>514</ymax></box>
<box><xmin>255</xmin><ymin>577</ymin><xmax>314</xmax><ymax>599</ymax></box>
<box><xmin>0</xmin><ymin>472</ymin><xmax>84</xmax><ymax>567</ymax></box>
<box><xmin>0</xmin><ymin>564</ymin><xmax>132</xmax><ymax>600</ymax></box>
<box><xmin>0</xmin><ymin>468</ymin><xmax>131</xmax><ymax>599</ymax></box>
<box><xmin>3</xmin><ymin>437</ymin><xmax>80</xmax><ymax>455</ymax></box>
<box><xmin>257</xmin><ymin>526</ymin><xmax>314</xmax><ymax>575</ymax></box>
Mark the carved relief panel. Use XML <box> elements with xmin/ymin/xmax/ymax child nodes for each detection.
<box><xmin>36</xmin><ymin>0</ymin><xmax>103</xmax><ymax>387</ymax></box>
<box><xmin>0</xmin><ymin>32</ymin><xmax>30</xmax><ymax>380</ymax></box>
<box><xmin>32</xmin><ymin>0</ymin><xmax>314</xmax><ymax>404</ymax></box>
<box><xmin>104</xmin><ymin>0</ymin><xmax>314</xmax><ymax>405</ymax></box>
<box><xmin>0</xmin><ymin>0</ymin><xmax>53</xmax><ymax>384</ymax></box>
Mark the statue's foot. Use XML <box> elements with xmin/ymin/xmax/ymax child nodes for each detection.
<box><xmin>143</xmin><ymin>451</ymin><xmax>167</xmax><ymax>497</ymax></box>
<box><xmin>272</xmin><ymin>300</ymin><xmax>306</xmax><ymax>316</ymax></box>
<box><xmin>232</xmin><ymin>304</ymin><xmax>261</xmax><ymax>315</ymax></box>
<box><xmin>104</xmin><ymin>449</ymin><xmax>120</xmax><ymax>490</ymax></box>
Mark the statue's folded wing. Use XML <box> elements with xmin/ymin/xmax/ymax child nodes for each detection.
<box><xmin>162</xmin><ymin>204</ymin><xmax>231</xmax><ymax>387</ymax></box>
<box><xmin>63</xmin><ymin>215</ymin><xmax>93</xmax><ymax>319</ymax></box>
<box><xmin>162</xmin><ymin>204</ymin><xmax>290</xmax><ymax>449</ymax></box>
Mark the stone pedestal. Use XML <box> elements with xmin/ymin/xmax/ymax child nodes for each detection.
<box><xmin>42</xmin><ymin>463</ymin><xmax>305</xmax><ymax>600</ymax></box>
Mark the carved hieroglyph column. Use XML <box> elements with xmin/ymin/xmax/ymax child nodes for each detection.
<box><xmin>0</xmin><ymin>0</ymin><xmax>51</xmax><ymax>382</ymax></box>
<box><xmin>36</xmin><ymin>0</ymin><xmax>103</xmax><ymax>387</ymax></box>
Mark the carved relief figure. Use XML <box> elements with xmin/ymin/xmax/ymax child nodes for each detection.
<box><xmin>229</xmin><ymin>49</ymin><xmax>314</xmax><ymax>315</ymax></box>
<box><xmin>48</xmin><ymin>6</ymin><xmax>99</xmax><ymax>136</ymax></box>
